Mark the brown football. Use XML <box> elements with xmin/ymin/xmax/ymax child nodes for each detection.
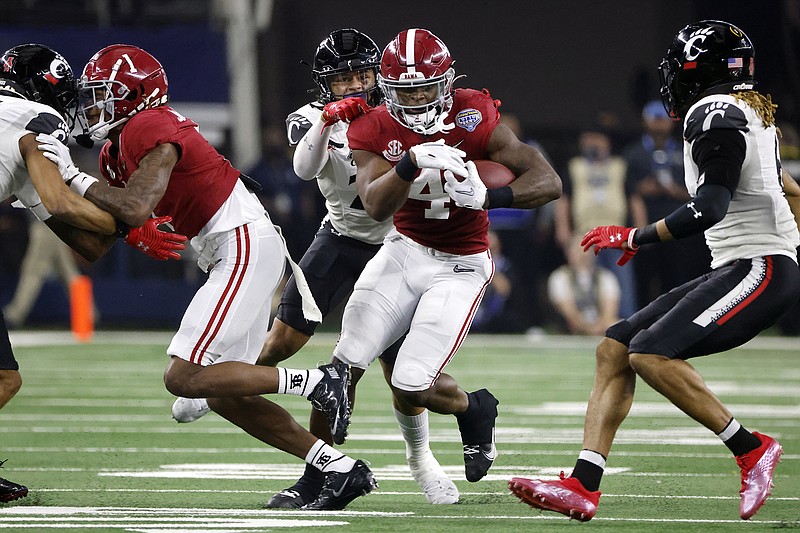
<box><xmin>474</xmin><ymin>160</ymin><xmax>516</xmax><ymax>189</ymax></box>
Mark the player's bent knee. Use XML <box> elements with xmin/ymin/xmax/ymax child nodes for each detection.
<box><xmin>391</xmin><ymin>363</ymin><xmax>433</xmax><ymax>392</ymax></box>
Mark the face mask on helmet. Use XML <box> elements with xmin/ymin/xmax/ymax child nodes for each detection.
<box><xmin>379</xmin><ymin>70</ymin><xmax>455</xmax><ymax>135</ymax></box>
<box><xmin>379</xmin><ymin>28</ymin><xmax>456</xmax><ymax>136</ymax></box>
<box><xmin>312</xmin><ymin>29</ymin><xmax>382</xmax><ymax>107</ymax></box>
<box><xmin>77</xmin><ymin>44</ymin><xmax>169</xmax><ymax>143</ymax></box>
<box><xmin>658</xmin><ymin>20</ymin><xmax>755</xmax><ymax>119</ymax></box>
<box><xmin>0</xmin><ymin>43</ymin><xmax>78</xmax><ymax>131</ymax></box>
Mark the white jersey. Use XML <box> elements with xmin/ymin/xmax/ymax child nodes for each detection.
<box><xmin>683</xmin><ymin>94</ymin><xmax>800</xmax><ymax>269</ymax></box>
<box><xmin>286</xmin><ymin>102</ymin><xmax>392</xmax><ymax>245</ymax></box>
<box><xmin>0</xmin><ymin>95</ymin><xmax>69</xmax><ymax>208</ymax></box>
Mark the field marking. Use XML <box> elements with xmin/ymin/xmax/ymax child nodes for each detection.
<box><xmin>0</xmin><ymin>506</ymin><xmax>797</xmax><ymax>529</ymax></box>
<box><xmin>24</xmin><ymin>489</ymin><xmax>800</xmax><ymax>502</ymax></box>
<box><xmin>10</xmin><ymin>330</ymin><xmax>800</xmax><ymax>352</ymax></box>
<box><xmin>5</xmin><ymin>447</ymin><xmax>800</xmax><ymax>461</ymax></box>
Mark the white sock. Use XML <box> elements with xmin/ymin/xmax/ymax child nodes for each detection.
<box><xmin>277</xmin><ymin>368</ymin><xmax>323</xmax><ymax>396</ymax></box>
<box><xmin>578</xmin><ymin>449</ymin><xmax>607</xmax><ymax>470</ymax></box>
<box><xmin>394</xmin><ymin>408</ymin><xmax>431</xmax><ymax>458</ymax></box>
<box><xmin>305</xmin><ymin>439</ymin><xmax>355</xmax><ymax>473</ymax></box>
<box><xmin>718</xmin><ymin>418</ymin><xmax>741</xmax><ymax>442</ymax></box>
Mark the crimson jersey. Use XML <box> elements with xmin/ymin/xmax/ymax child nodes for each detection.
<box><xmin>98</xmin><ymin>106</ymin><xmax>240</xmax><ymax>238</ymax></box>
<box><xmin>348</xmin><ymin>88</ymin><xmax>500</xmax><ymax>254</ymax></box>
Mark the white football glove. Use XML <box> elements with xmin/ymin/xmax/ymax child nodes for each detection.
<box><xmin>444</xmin><ymin>160</ymin><xmax>487</xmax><ymax>210</ymax></box>
<box><xmin>36</xmin><ymin>133</ymin><xmax>98</xmax><ymax>197</ymax></box>
<box><xmin>408</xmin><ymin>139</ymin><xmax>468</xmax><ymax>177</ymax></box>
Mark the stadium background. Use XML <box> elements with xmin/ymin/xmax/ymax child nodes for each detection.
<box><xmin>1</xmin><ymin>0</ymin><xmax>798</xmax><ymax>330</ymax></box>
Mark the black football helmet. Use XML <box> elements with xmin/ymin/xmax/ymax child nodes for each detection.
<box><xmin>658</xmin><ymin>20</ymin><xmax>755</xmax><ymax>119</ymax></box>
<box><xmin>312</xmin><ymin>28</ymin><xmax>381</xmax><ymax>106</ymax></box>
<box><xmin>0</xmin><ymin>43</ymin><xmax>78</xmax><ymax>129</ymax></box>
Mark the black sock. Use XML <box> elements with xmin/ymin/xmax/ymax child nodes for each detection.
<box><xmin>296</xmin><ymin>463</ymin><xmax>325</xmax><ymax>492</ymax></box>
<box><xmin>572</xmin><ymin>459</ymin><xmax>604</xmax><ymax>492</ymax></box>
<box><xmin>455</xmin><ymin>391</ymin><xmax>480</xmax><ymax>440</ymax></box>
<box><xmin>723</xmin><ymin>426</ymin><xmax>762</xmax><ymax>456</ymax></box>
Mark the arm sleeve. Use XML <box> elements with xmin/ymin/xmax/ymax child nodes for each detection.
<box><xmin>690</xmin><ymin>127</ymin><xmax>746</xmax><ymax>195</ymax></box>
<box><xmin>663</xmin><ymin>183</ymin><xmax>732</xmax><ymax>238</ymax></box>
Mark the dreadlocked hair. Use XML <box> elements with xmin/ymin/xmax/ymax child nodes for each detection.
<box><xmin>732</xmin><ymin>91</ymin><xmax>778</xmax><ymax>128</ymax></box>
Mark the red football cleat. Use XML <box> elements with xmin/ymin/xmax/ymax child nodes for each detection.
<box><xmin>509</xmin><ymin>472</ymin><xmax>601</xmax><ymax>522</ymax></box>
<box><xmin>737</xmin><ymin>432</ymin><xmax>782</xmax><ymax>520</ymax></box>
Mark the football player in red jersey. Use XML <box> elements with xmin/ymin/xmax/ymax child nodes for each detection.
<box><xmin>325</xmin><ymin>28</ymin><xmax>561</xmax><ymax>485</ymax></box>
<box><xmin>39</xmin><ymin>44</ymin><xmax>377</xmax><ymax>509</ymax></box>
<box><xmin>0</xmin><ymin>43</ymin><xmax>186</xmax><ymax>503</ymax></box>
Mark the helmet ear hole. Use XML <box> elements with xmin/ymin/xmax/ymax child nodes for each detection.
<box><xmin>126</xmin><ymin>87</ymin><xmax>139</xmax><ymax>102</ymax></box>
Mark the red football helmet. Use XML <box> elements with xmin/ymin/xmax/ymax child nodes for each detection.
<box><xmin>78</xmin><ymin>44</ymin><xmax>169</xmax><ymax>142</ymax></box>
<box><xmin>378</xmin><ymin>28</ymin><xmax>456</xmax><ymax>135</ymax></box>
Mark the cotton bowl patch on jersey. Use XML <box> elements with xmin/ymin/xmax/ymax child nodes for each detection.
<box><xmin>474</xmin><ymin>160</ymin><xmax>515</xmax><ymax>189</ymax></box>
<box><xmin>455</xmin><ymin>108</ymin><xmax>483</xmax><ymax>132</ymax></box>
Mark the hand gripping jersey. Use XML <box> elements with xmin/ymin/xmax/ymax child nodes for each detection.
<box><xmin>98</xmin><ymin>106</ymin><xmax>252</xmax><ymax>239</ymax></box>
<box><xmin>683</xmin><ymin>94</ymin><xmax>800</xmax><ymax>269</ymax></box>
<box><xmin>286</xmin><ymin>102</ymin><xmax>392</xmax><ymax>245</ymax></box>
<box><xmin>347</xmin><ymin>88</ymin><xmax>501</xmax><ymax>254</ymax></box>
<box><xmin>0</xmin><ymin>95</ymin><xmax>70</xmax><ymax>208</ymax></box>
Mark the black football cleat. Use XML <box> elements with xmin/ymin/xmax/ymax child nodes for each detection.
<box><xmin>265</xmin><ymin>471</ymin><xmax>324</xmax><ymax>509</ymax></box>
<box><xmin>0</xmin><ymin>477</ymin><xmax>28</xmax><ymax>503</ymax></box>
<box><xmin>308</xmin><ymin>363</ymin><xmax>351</xmax><ymax>445</ymax></box>
<box><xmin>300</xmin><ymin>460</ymin><xmax>377</xmax><ymax>510</ymax></box>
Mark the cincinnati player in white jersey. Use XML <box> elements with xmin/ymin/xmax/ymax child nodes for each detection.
<box><xmin>510</xmin><ymin>21</ymin><xmax>800</xmax><ymax>522</ymax></box>
<box><xmin>333</xmin><ymin>28</ymin><xmax>561</xmax><ymax>485</ymax></box>
<box><xmin>0</xmin><ymin>43</ymin><xmax>186</xmax><ymax>503</ymax></box>
<box><xmin>39</xmin><ymin>44</ymin><xmax>377</xmax><ymax>510</ymax></box>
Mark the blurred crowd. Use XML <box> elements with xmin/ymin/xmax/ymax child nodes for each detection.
<box><xmin>2</xmin><ymin>100</ymin><xmax>799</xmax><ymax>336</ymax></box>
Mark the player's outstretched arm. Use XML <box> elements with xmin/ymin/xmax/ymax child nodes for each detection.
<box><xmin>23</xmin><ymin>134</ymin><xmax>117</xmax><ymax>235</ymax></box>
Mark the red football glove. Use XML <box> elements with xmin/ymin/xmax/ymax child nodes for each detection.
<box><xmin>320</xmin><ymin>96</ymin><xmax>369</xmax><ymax>128</ymax></box>
<box><xmin>125</xmin><ymin>215</ymin><xmax>188</xmax><ymax>261</ymax></box>
<box><xmin>580</xmin><ymin>225</ymin><xmax>639</xmax><ymax>266</ymax></box>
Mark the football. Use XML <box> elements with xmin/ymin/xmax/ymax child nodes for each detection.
<box><xmin>473</xmin><ymin>160</ymin><xmax>516</xmax><ymax>189</ymax></box>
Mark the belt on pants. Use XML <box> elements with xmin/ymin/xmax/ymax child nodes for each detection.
<box><xmin>391</xmin><ymin>232</ymin><xmax>461</xmax><ymax>258</ymax></box>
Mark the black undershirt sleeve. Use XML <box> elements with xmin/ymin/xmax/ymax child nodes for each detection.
<box><xmin>634</xmin><ymin>128</ymin><xmax>745</xmax><ymax>245</ymax></box>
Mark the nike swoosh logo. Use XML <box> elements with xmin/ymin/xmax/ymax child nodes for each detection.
<box><xmin>455</xmin><ymin>187</ymin><xmax>475</xmax><ymax>196</ymax></box>
<box><xmin>483</xmin><ymin>443</ymin><xmax>498</xmax><ymax>461</ymax></box>
<box><xmin>453</xmin><ymin>265</ymin><xmax>475</xmax><ymax>273</ymax></box>
<box><xmin>331</xmin><ymin>480</ymin><xmax>349</xmax><ymax>497</ymax></box>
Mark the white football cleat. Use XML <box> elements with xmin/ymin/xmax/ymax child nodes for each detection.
<box><xmin>171</xmin><ymin>397</ymin><xmax>210</xmax><ymax>423</ymax></box>
<box><xmin>408</xmin><ymin>450</ymin><xmax>459</xmax><ymax>504</ymax></box>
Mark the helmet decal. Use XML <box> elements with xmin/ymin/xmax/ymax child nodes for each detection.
<box><xmin>658</xmin><ymin>20</ymin><xmax>755</xmax><ymax>119</ymax></box>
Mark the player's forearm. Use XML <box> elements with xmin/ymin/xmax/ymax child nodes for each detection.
<box><xmin>45</xmin><ymin>217</ymin><xmax>116</xmax><ymax>262</ymax></box>
<box><xmin>84</xmin><ymin>184</ymin><xmax>151</xmax><ymax>228</ymax></box>
<box><xmin>45</xmin><ymin>187</ymin><xmax>117</xmax><ymax>235</ymax></box>
<box><xmin>508</xmin><ymin>161</ymin><xmax>562</xmax><ymax>209</ymax></box>
<box><xmin>293</xmin><ymin>121</ymin><xmax>331</xmax><ymax>180</ymax></box>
